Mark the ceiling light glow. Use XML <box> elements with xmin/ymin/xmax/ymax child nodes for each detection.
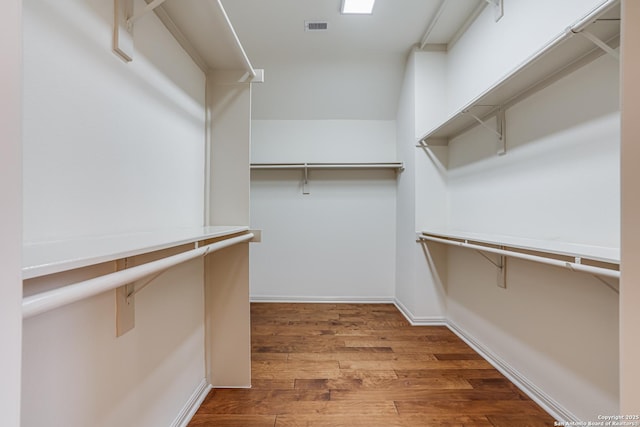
<box><xmin>341</xmin><ymin>0</ymin><xmax>375</xmax><ymax>14</ymax></box>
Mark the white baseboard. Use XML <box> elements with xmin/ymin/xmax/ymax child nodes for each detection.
<box><xmin>445</xmin><ymin>320</ymin><xmax>577</xmax><ymax>423</ymax></box>
<box><xmin>172</xmin><ymin>379</ymin><xmax>211</xmax><ymax>427</ymax></box>
<box><xmin>392</xmin><ymin>298</ymin><xmax>447</xmax><ymax>326</ymax></box>
<box><xmin>250</xmin><ymin>295</ymin><xmax>395</xmax><ymax>304</ymax></box>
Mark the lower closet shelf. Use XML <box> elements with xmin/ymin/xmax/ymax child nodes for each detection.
<box><xmin>419</xmin><ymin>230</ymin><xmax>619</xmax><ymax>280</ymax></box>
<box><xmin>23</xmin><ymin>225</ymin><xmax>250</xmax><ymax>280</ymax></box>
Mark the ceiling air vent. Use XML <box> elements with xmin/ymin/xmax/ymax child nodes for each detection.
<box><xmin>305</xmin><ymin>21</ymin><xmax>329</xmax><ymax>31</ymax></box>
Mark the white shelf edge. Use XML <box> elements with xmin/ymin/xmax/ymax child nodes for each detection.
<box><xmin>417</xmin><ymin>0</ymin><xmax>620</xmax><ymax>145</ymax></box>
<box><xmin>150</xmin><ymin>0</ymin><xmax>255</xmax><ymax>76</ymax></box>
<box><xmin>250</xmin><ymin>162</ymin><xmax>404</xmax><ymax>170</ymax></box>
<box><xmin>22</xmin><ymin>225</ymin><xmax>250</xmax><ymax>280</ymax></box>
<box><xmin>419</xmin><ymin>229</ymin><xmax>620</xmax><ymax>265</ymax></box>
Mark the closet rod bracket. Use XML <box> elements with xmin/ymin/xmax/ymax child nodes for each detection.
<box><xmin>464</xmin><ymin>107</ymin><xmax>506</xmax><ymax>155</ymax></box>
<box><xmin>302</xmin><ymin>163</ymin><xmax>310</xmax><ymax>195</ymax></box>
<box><xmin>113</xmin><ymin>0</ymin><xmax>169</xmax><ymax>63</ymax></box>
<box><xmin>576</xmin><ymin>30</ymin><xmax>620</xmax><ymax>60</ymax></box>
<box><xmin>127</xmin><ymin>0</ymin><xmax>169</xmax><ymax>27</ymax></box>
<box><xmin>484</xmin><ymin>0</ymin><xmax>504</xmax><ymax>22</ymax></box>
<box><xmin>115</xmin><ymin>257</ymin><xmax>135</xmax><ymax>337</ymax></box>
<box><xmin>473</xmin><ymin>244</ymin><xmax>507</xmax><ymax>288</ymax></box>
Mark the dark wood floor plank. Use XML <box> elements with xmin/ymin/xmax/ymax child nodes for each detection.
<box><xmin>188</xmin><ymin>303</ymin><xmax>556</xmax><ymax>427</ymax></box>
<box><xmin>395</xmin><ymin>400</ymin><xmax>549</xmax><ymax>416</ymax></box>
<box><xmin>188</xmin><ymin>414</ymin><xmax>276</xmax><ymax>427</ymax></box>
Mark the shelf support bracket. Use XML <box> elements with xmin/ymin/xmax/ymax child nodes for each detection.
<box><xmin>416</xmin><ymin>138</ymin><xmax>448</xmax><ymax>149</ymax></box>
<box><xmin>593</xmin><ymin>275</ymin><xmax>619</xmax><ymax>294</ymax></box>
<box><xmin>465</xmin><ymin>108</ymin><xmax>506</xmax><ymax>155</ymax></box>
<box><xmin>497</xmin><ymin>107</ymin><xmax>506</xmax><ymax>156</ymax></box>
<box><xmin>485</xmin><ymin>0</ymin><xmax>504</xmax><ymax>22</ymax></box>
<box><xmin>113</xmin><ymin>0</ymin><xmax>169</xmax><ymax>63</ymax></box>
<box><xmin>302</xmin><ymin>163</ymin><xmax>310</xmax><ymax>195</ymax></box>
<box><xmin>578</xmin><ymin>30</ymin><xmax>620</xmax><ymax>60</ymax></box>
<box><xmin>113</xmin><ymin>0</ymin><xmax>134</xmax><ymax>62</ymax></box>
<box><xmin>115</xmin><ymin>258</ymin><xmax>135</xmax><ymax>337</ymax></box>
<box><xmin>127</xmin><ymin>0</ymin><xmax>169</xmax><ymax>27</ymax></box>
<box><xmin>474</xmin><ymin>245</ymin><xmax>507</xmax><ymax>288</ymax></box>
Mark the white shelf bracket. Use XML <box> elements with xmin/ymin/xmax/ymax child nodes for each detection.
<box><xmin>127</xmin><ymin>0</ymin><xmax>169</xmax><ymax>27</ymax></box>
<box><xmin>115</xmin><ymin>258</ymin><xmax>135</xmax><ymax>337</ymax></box>
<box><xmin>113</xmin><ymin>0</ymin><xmax>134</xmax><ymax>62</ymax></box>
<box><xmin>497</xmin><ymin>107</ymin><xmax>506</xmax><ymax>156</ymax></box>
<box><xmin>593</xmin><ymin>275</ymin><xmax>619</xmax><ymax>294</ymax></box>
<box><xmin>474</xmin><ymin>247</ymin><xmax>507</xmax><ymax>288</ymax></box>
<box><xmin>578</xmin><ymin>30</ymin><xmax>620</xmax><ymax>60</ymax></box>
<box><xmin>113</xmin><ymin>0</ymin><xmax>169</xmax><ymax>63</ymax></box>
<box><xmin>465</xmin><ymin>108</ymin><xmax>506</xmax><ymax>155</ymax></box>
<box><xmin>302</xmin><ymin>163</ymin><xmax>310</xmax><ymax>195</ymax></box>
<box><xmin>485</xmin><ymin>0</ymin><xmax>504</xmax><ymax>22</ymax></box>
<box><xmin>416</xmin><ymin>138</ymin><xmax>448</xmax><ymax>149</ymax></box>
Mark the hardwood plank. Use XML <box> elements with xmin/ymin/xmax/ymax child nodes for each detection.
<box><xmin>395</xmin><ymin>400</ymin><xmax>549</xmax><ymax>416</ymax></box>
<box><xmin>330</xmin><ymin>389</ymin><xmax>522</xmax><ymax>402</ymax></box>
<box><xmin>399</xmin><ymin>415</ymin><xmax>495</xmax><ymax>426</ymax></box>
<box><xmin>210</xmin><ymin>389</ymin><xmax>330</xmax><ymax>402</ymax></box>
<box><xmin>251</xmin><ymin>379</ymin><xmax>296</xmax><ymax>390</ymax></box>
<box><xmin>487</xmin><ymin>415</ymin><xmax>557</xmax><ymax>426</ymax></box>
<box><xmin>434</xmin><ymin>353</ymin><xmax>484</xmax><ymax>360</ymax></box>
<box><xmin>395</xmin><ymin>369</ymin><xmax>505</xmax><ymax>379</ymax></box>
<box><xmin>188</xmin><ymin>414</ymin><xmax>276</xmax><ymax>426</ymax></box>
<box><xmin>294</xmin><ymin>377</ymin><xmax>472</xmax><ymax>391</ymax></box>
<box><xmin>195</xmin><ymin>400</ymin><xmax>398</xmax><ymax>416</ymax></box>
<box><xmin>339</xmin><ymin>359</ymin><xmax>493</xmax><ymax>371</ymax></box>
<box><xmin>275</xmin><ymin>414</ymin><xmax>495</xmax><ymax>427</ymax></box>
<box><xmin>275</xmin><ymin>415</ymin><xmax>406</xmax><ymax>427</ymax></box>
<box><xmin>287</xmin><ymin>352</ymin><xmax>438</xmax><ymax>362</ymax></box>
<box><xmin>252</xmin><ymin>345</ymin><xmax>394</xmax><ymax>354</ymax></box>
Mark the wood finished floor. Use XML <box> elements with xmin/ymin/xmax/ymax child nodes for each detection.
<box><xmin>188</xmin><ymin>303</ymin><xmax>556</xmax><ymax>426</ymax></box>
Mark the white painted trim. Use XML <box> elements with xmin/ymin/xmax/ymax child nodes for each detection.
<box><xmin>445</xmin><ymin>320</ymin><xmax>575</xmax><ymax>423</ymax></box>
<box><xmin>392</xmin><ymin>298</ymin><xmax>447</xmax><ymax>326</ymax></box>
<box><xmin>250</xmin><ymin>296</ymin><xmax>395</xmax><ymax>304</ymax></box>
<box><xmin>172</xmin><ymin>379</ymin><xmax>211</xmax><ymax>427</ymax></box>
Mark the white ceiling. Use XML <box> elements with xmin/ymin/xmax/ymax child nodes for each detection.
<box><xmin>221</xmin><ymin>0</ymin><xmax>484</xmax><ymax>120</ymax></box>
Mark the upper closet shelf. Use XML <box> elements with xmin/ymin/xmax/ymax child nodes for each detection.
<box><xmin>420</xmin><ymin>230</ymin><xmax>619</xmax><ymax>265</ymax></box>
<box><xmin>23</xmin><ymin>225</ymin><xmax>249</xmax><ymax>280</ymax></box>
<box><xmin>251</xmin><ymin>162</ymin><xmax>404</xmax><ymax>170</ymax></box>
<box><xmin>417</xmin><ymin>0</ymin><xmax>620</xmax><ymax>147</ymax></box>
<box><xmin>115</xmin><ymin>0</ymin><xmax>259</xmax><ymax>78</ymax></box>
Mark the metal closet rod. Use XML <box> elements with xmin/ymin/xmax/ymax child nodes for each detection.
<box><xmin>22</xmin><ymin>232</ymin><xmax>254</xmax><ymax>319</ymax></box>
<box><xmin>419</xmin><ymin>234</ymin><xmax>619</xmax><ymax>280</ymax></box>
<box><xmin>250</xmin><ymin>162</ymin><xmax>404</xmax><ymax>169</ymax></box>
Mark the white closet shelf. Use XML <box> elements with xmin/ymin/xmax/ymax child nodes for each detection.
<box><xmin>417</xmin><ymin>0</ymin><xmax>620</xmax><ymax>146</ymax></box>
<box><xmin>156</xmin><ymin>0</ymin><xmax>255</xmax><ymax>75</ymax></box>
<box><xmin>23</xmin><ymin>225</ymin><xmax>250</xmax><ymax>280</ymax></box>
<box><xmin>251</xmin><ymin>162</ymin><xmax>404</xmax><ymax>170</ymax></box>
<box><xmin>117</xmin><ymin>0</ymin><xmax>256</xmax><ymax>76</ymax></box>
<box><xmin>419</xmin><ymin>230</ymin><xmax>619</xmax><ymax>266</ymax></box>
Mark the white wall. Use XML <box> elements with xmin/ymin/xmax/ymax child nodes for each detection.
<box><xmin>21</xmin><ymin>0</ymin><xmax>207</xmax><ymax>425</ymax></box>
<box><xmin>0</xmin><ymin>1</ymin><xmax>23</xmax><ymax>425</ymax></box>
<box><xmin>444</xmin><ymin>0</ymin><xmax>608</xmax><ymax>119</ymax></box>
<box><xmin>23</xmin><ymin>0</ymin><xmax>206</xmax><ymax>243</ymax></box>
<box><xmin>395</xmin><ymin>51</ymin><xmax>448</xmax><ymax>322</ymax></box>
<box><xmin>447</xmin><ymin>54</ymin><xmax>620</xmax><ymax>246</ymax></box>
<box><xmin>620</xmin><ymin>0</ymin><xmax>640</xmax><ymax>414</ymax></box>
<box><xmin>250</xmin><ymin>120</ymin><xmax>397</xmax><ymax>301</ymax></box>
